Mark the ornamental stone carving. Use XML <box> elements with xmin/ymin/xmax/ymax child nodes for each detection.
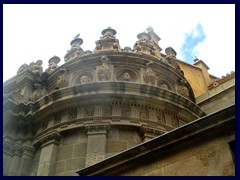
<box><xmin>31</xmin><ymin>83</ymin><xmax>48</xmax><ymax>102</ymax></box>
<box><xmin>165</xmin><ymin>47</ymin><xmax>183</xmax><ymax>74</ymax></box>
<box><xmin>46</xmin><ymin>56</ymin><xmax>60</xmax><ymax>74</ymax></box>
<box><xmin>55</xmin><ymin>73</ymin><xmax>66</xmax><ymax>89</ymax></box>
<box><xmin>143</xmin><ymin>61</ymin><xmax>156</xmax><ymax>85</ymax></box>
<box><xmin>133</xmin><ymin>32</ymin><xmax>156</xmax><ymax>56</ymax></box>
<box><xmin>29</xmin><ymin>60</ymin><xmax>43</xmax><ymax>75</ymax></box>
<box><xmin>101</xmin><ymin>27</ymin><xmax>116</xmax><ymax>39</ymax></box>
<box><xmin>64</xmin><ymin>35</ymin><xmax>84</xmax><ymax>62</ymax></box>
<box><xmin>122</xmin><ymin>72</ymin><xmax>132</xmax><ymax>82</ymax></box>
<box><xmin>96</xmin><ymin>56</ymin><xmax>111</xmax><ymax>81</ymax></box>
<box><xmin>17</xmin><ymin>63</ymin><xmax>29</xmax><ymax>74</ymax></box>
<box><xmin>80</xmin><ymin>75</ymin><xmax>91</xmax><ymax>84</ymax></box>
<box><xmin>84</xmin><ymin>107</ymin><xmax>94</xmax><ymax>117</ymax></box>
<box><xmin>94</xmin><ymin>27</ymin><xmax>121</xmax><ymax>52</ymax></box>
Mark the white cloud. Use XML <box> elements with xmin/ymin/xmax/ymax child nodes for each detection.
<box><xmin>3</xmin><ymin>4</ymin><xmax>235</xmax><ymax>82</ymax></box>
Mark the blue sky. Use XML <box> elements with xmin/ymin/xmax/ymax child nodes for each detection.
<box><xmin>181</xmin><ymin>24</ymin><xmax>206</xmax><ymax>63</ymax></box>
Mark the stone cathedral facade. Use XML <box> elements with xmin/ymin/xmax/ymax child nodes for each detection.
<box><xmin>3</xmin><ymin>27</ymin><xmax>235</xmax><ymax>176</ymax></box>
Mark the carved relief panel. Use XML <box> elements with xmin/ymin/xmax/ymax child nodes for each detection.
<box><xmin>114</xmin><ymin>66</ymin><xmax>140</xmax><ymax>83</ymax></box>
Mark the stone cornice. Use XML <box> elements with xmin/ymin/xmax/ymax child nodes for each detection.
<box><xmin>30</xmin><ymin>82</ymin><xmax>204</xmax><ymax>118</ymax></box>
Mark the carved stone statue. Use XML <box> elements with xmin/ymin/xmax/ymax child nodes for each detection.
<box><xmin>29</xmin><ymin>60</ymin><xmax>43</xmax><ymax>75</ymax></box>
<box><xmin>133</xmin><ymin>42</ymin><xmax>142</xmax><ymax>52</ymax></box>
<box><xmin>17</xmin><ymin>63</ymin><xmax>29</xmax><ymax>74</ymax></box>
<box><xmin>96</xmin><ymin>56</ymin><xmax>111</xmax><ymax>81</ymax></box>
<box><xmin>177</xmin><ymin>79</ymin><xmax>190</xmax><ymax>98</ymax></box>
<box><xmin>143</xmin><ymin>61</ymin><xmax>156</xmax><ymax>85</ymax></box>
<box><xmin>80</xmin><ymin>75</ymin><xmax>91</xmax><ymax>84</ymax></box>
<box><xmin>113</xmin><ymin>42</ymin><xmax>121</xmax><ymax>51</ymax></box>
<box><xmin>46</xmin><ymin>56</ymin><xmax>60</xmax><ymax>74</ymax></box>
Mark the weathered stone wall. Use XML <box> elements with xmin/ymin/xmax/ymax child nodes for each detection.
<box><xmin>55</xmin><ymin>130</ymin><xmax>87</xmax><ymax>176</ymax></box>
<box><xmin>106</xmin><ymin>127</ymin><xmax>142</xmax><ymax>158</ymax></box>
<box><xmin>196</xmin><ymin>78</ymin><xmax>235</xmax><ymax>114</ymax></box>
<box><xmin>115</xmin><ymin>128</ymin><xmax>235</xmax><ymax>176</ymax></box>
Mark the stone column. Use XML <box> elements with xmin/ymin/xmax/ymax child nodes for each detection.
<box><xmin>36</xmin><ymin>131</ymin><xmax>61</xmax><ymax>176</ymax></box>
<box><xmin>85</xmin><ymin>123</ymin><xmax>110</xmax><ymax>167</ymax></box>
<box><xmin>18</xmin><ymin>142</ymin><xmax>35</xmax><ymax>175</ymax></box>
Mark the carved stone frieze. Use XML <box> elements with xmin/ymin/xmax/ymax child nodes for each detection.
<box><xmin>103</xmin><ymin>106</ymin><xmax>112</xmax><ymax>117</ymax></box>
<box><xmin>84</xmin><ymin>107</ymin><xmax>94</xmax><ymax>117</ymax></box>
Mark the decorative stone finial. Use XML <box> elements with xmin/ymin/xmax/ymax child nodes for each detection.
<box><xmin>165</xmin><ymin>47</ymin><xmax>177</xmax><ymax>56</ymax></box>
<box><xmin>101</xmin><ymin>27</ymin><xmax>117</xmax><ymax>38</ymax></box>
<box><xmin>64</xmin><ymin>34</ymin><xmax>84</xmax><ymax>62</ymax></box>
<box><xmin>146</xmin><ymin>26</ymin><xmax>154</xmax><ymax>32</ymax></box>
<box><xmin>46</xmin><ymin>56</ymin><xmax>61</xmax><ymax>74</ymax></box>
<box><xmin>137</xmin><ymin>32</ymin><xmax>151</xmax><ymax>42</ymax></box>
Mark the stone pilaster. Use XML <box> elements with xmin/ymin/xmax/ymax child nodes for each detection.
<box><xmin>36</xmin><ymin>131</ymin><xmax>61</xmax><ymax>176</ymax></box>
<box><xmin>85</xmin><ymin>123</ymin><xmax>110</xmax><ymax>167</ymax></box>
<box><xmin>9</xmin><ymin>142</ymin><xmax>22</xmax><ymax>175</ymax></box>
<box><xmin>18</xmin><ymin>142</ymin><xmax>35</xmax><ymax>175</ymax></box>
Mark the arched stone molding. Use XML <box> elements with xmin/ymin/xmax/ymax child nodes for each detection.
<box><xmin>156</xmin><ymin>77</ymin><xmax>175</xmax><ymax>92</ymax></box>
<box><xmin>114</xmin><ymin>66</ymin><xmax>140</xmax><ymax>83</ymax></box>
<box><xmin>70</xmin><ymin>69</ymin><xmax>96</xmax><ymax>86</ymax></box>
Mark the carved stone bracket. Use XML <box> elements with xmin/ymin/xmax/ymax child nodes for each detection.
<box><xmin>140</xmin><ymin>125</ymin><xmax>165</xmax><ymax>141</ymax></box>
<box><xmin>84</xmin><ymin>123</ymin><xmax>110</xmax><ymax>135</ymax></box>
<box><xmin>34</xmin><ymin>131</ymin><xmax>61</xmax><ymax>147</ymax></box>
